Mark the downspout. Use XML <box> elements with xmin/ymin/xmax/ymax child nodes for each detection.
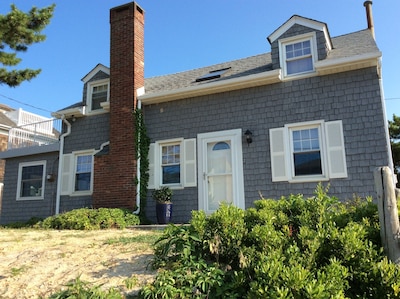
<box><xmin>133</xmin><ymin>98</ymin><xmax>142</xmax><ymax>215</ymax></box>
<box><xmin>55</xmin><ymin>115</ymin><xmax>72</xmax><ymax>215</ymax></box>
<box><xmin>364</xmin><ymin>0</ymin><xmax>396</xmax><ymax>184</ymax></box>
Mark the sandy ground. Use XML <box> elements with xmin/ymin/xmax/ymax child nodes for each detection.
<box><xmin>0</xmin><ymin>229</ymin><xmax>158</xmax><ymax>299</ymax></box>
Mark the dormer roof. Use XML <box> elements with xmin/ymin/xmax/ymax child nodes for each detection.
<box><xmin>267</xmin><ymin>15</ymin><xmax>332</xmax><ymax>51</ymax></box>
<box><xmin>81</xmin><ymin>64</ymin><xmax>110</xmax><ymax>83</ymax></box>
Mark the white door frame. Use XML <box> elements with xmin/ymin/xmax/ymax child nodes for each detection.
<box><xmin>197</xmin><ymin>129</ymin><xmax>245</xmax><ymax>213</ymax></box>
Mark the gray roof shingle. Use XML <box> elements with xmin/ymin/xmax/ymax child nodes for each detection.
<box><xmin>328</xmin><ymin>29</ymin><xmax>379</xmax><ymax>59</ymax></box>
<box><xmin>144</xmin><ymin>29</ymin><xmax>378</xmax><ymax>95</ymax></box>
<box><xmin>56</xmin><ymin>28</ymin><xmax>378</xmax><ymax>112</ymax></box>
<box><xmin>144</xmin><ymin>53</ymin><xmax>273</xmax><ymax>94</ymax></box>
<box><xmin>0</xmin><ymin>113</ymin><xmax>15</xmax><ymax>128</ymax></box>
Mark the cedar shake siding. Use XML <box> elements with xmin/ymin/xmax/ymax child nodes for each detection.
<box><xmin>142</xmin><ymin>66</ymin><xmax>388</xmax><ymax>223</ymax></box>
<box><xmin>0</xmin><ymin>152</ymin><xmax>59</xmax><ymax>224</ymax></box>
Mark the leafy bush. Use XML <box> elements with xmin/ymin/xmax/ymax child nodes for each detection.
<box><xmin>45</xmin><ymin>276</ymin><xmax>123</xmax><ymax>299</ymax></box>
<box><xmin>1</xmin><ymin>217</ymin><xmax>43</xmax><ymax>228</ymax></box>
<box><xmin>36</xmin><ymin>208</ymin><xmax>140</xmax><ymax>230</ymax></box>
<box><xmin>140</xmin><ymin>184</ymin><xmax>400</xmax><ymax>298</ymax></box>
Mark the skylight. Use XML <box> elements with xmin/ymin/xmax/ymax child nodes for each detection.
<box><xmin>195</xmin><ymin>67</ymin><xmax>231</xmax><ymax>82</ymax></box>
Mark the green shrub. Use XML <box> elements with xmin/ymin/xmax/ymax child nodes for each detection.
<box><xmin>46</xmin><ymin>276</ymin><xmax>123</xmax><ymax>299</ymax></box>
<box><xmin>140</xmin><ymin>184</ymin><xmax>400</xmax><ymax>298</ymax></box>
<box><xmin>1</xmin><ymin>217</ymin><xmax>43</xmax><ymax>228</ymax></box>
<box><xmin>36</xmin><ymin>208</ymin><xmax>140</xmax><ymax>230</ymax></box>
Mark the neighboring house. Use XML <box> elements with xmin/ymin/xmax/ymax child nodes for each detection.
<box><xmin>0</xmin><ymin>104</ymin><xmax>16</xmax><ymax>209</ymax></box>
<box><xmin>0</xmin><ymin>105</ymin><xmax>16</xmax><ymax>184</ymax></box>
<box><xmin>0</xmin><ymin>1</ymin><xmax>393</xmax><ymax>224</ymax></box>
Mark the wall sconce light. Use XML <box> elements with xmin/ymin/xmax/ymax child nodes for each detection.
<box><xmin>244</xmin><ymin>130</ymin><xmax>253</xmax><ymax>145</ymax></box>
<box><xmin>71</xmin><ymin>115</ymin><xmax>76</xmax><ymax>122</ymax></box>
<box><xmin>46</xmin><ymin>174</ymin><xmax>55</xmax><ymax>182</ymax></box>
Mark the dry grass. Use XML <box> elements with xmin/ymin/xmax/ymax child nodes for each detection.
<box><xmin>0</xmin><ymin>228</ymin><xmax>160</xmax><ymax>299</ymax></box>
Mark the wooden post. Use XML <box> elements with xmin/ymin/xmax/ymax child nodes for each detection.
<box><xmin>374</xmin><ymin>166</ymin><xmax>400</xmax><ymax>264</ymax></box>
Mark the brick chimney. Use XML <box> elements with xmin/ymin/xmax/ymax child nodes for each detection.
<box><xmin>92</xmin><ymin>2</ymin><xmax>145</xmax><ymax>209</ymax></box>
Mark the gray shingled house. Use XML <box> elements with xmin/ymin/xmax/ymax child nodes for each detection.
<box><xmin>0</xmin><ymin>1</ymin><xmax>393</xmax><ymax>224</ymax></box>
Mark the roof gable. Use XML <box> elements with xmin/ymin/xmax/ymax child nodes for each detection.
<box><xmin>0</xmin><ymin>112</ymin><xmax>15</xmax><ymax>129</ymax></box>
<box><xmin>268</xmin><ymin>15</ymin><xmax>332</xmax><ymax>51</ymax></box>
<box><xmin>81</xmin><ymin>64</ymin><xmax>110</xmax><ymax>83</ymax></box>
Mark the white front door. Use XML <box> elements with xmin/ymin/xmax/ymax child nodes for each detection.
<box><xmin>198</xmin><ymin>129</ymin><xmax>245</xmax><ymax>214</ymax></box>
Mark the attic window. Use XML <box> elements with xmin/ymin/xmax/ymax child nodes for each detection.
<box><xmin>87</xmin><ymin>79</ymin><xmax>110</xmax><ymax>113</ymax></box>
<box><xmin>285</xmin><ymin>40</ymin><xmax>312</xmax><ymax>75</ymax></box>
<box><xmin>195</xmin><ymin>67</ymin><xmax>231</xmax><ymax>82</ymax></box>
<box><xmin>279</xmin><ymin>33</ymin><xmax>317</xmax><ymax>78</ymax></box>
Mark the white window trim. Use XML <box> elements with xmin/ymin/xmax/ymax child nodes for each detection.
<box><xmin>16</xmin><ymin>160</ymin><xmax>46</xmax><ymax>201</ymax></box>
<box><xmin>286</xmin><ymin>120</ymin><xmax>327</xmax><ymax>182</ymax></box>
<box><xmin>270</xmin><ymin>120</ymin><xmax>347</xmax><ymax>183</ymax></box>
<box><xmin>148</xmin><ymin>138</ymin><xmax>197</xmax><ymax>190</ymax></box>
<box><xmin>279</xmin><ymin>32</ymin><xmax>318</xmax><ymax>79</ymax></box>
<box><xmin>72</xmin><ymin>150</ymin><xmax>94</xmax><ymax>196</ymax></box>
<box><xmin>86</xmin><ymin>79</ymin><xmax>110</xmax><ymax>114</ymax></box>
<box><xmin>157</xmin><ymin>138</ymin><xmax>183</xmax><ymax>189</ymax></box>
<box><xmin>61</xmin><ymin>150</ymin><xmax>95</xmax><ymax>196</ymax></box>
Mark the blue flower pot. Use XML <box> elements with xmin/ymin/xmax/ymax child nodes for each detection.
<box><xmin>156</xmin><ymin>203</ymin><xmax>173</xmax><ymax>224</ymax></box>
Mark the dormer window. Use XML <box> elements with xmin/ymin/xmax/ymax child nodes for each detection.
<box><xmin>268</xmin><ymin>16</ymin><xmax>332</xmax><ymax>79</ymax></box>
<box><xmin>88</xmin><ymin>79</ymin><xmax>109</xmax><ymax>112</ymax></box>
<box><xmin>92</xmin><ymin>84</ymin><xmax>108</xmax><ymax>110</ymax></box>
<box><xmin>279</xmin><ymin>33</ymin><xmax>317</xmax><ymax>78</ymax></box>
<box><xmin>285</xmin><ymin>40</ymin><xmax>312</xmax><ymax>75</ymax></box>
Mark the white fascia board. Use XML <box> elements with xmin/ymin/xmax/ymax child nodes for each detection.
<box><xmin>315</xmin><ymin>51</ymin><xmax>382</xmax><ymax>75</ymax></box>
<box><xmin>139</xmin><ymin>69</ymin><xmax>282</xmax><ymax>105</ymax></box>
<box><xmin>0</xmin><ymin>143</ymin><xmax>60</xmax><ymax>159</ymax></box>
<box><xmin>0</xmin><ymin>124</ymin><xmax>11</xmax><ymax>131</ymax></box>
<box><xmin>52</xmin><ymin>106</ymin><xmax>86</xmax><ymax>119</ymax></box>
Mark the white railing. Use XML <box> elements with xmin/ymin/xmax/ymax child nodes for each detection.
<box><xmin>7</xmin><ymin>118</ymin><xmax>62</xmax><ymax>150</ymax></box>
<box><xmin>6</xmin><ymin>108</ymin><xmax>55</xmax><ymax>135</ymax></box>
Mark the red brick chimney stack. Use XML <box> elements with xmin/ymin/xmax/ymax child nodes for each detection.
<box><xmin>92</xmin><ymin>2</ymin><xmax>145</xmax><ymax>209</ymax></box>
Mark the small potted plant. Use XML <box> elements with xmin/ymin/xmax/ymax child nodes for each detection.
<box><xmin>152</xmin><ymin>186</ymin><xmax>173</xmax><ymax>224</ymax></box>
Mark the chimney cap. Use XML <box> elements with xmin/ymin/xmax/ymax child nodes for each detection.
<box><xmin>363</xmin><ymin>1</ymin><xmax>373</xmax><ymax>7</ymax></box>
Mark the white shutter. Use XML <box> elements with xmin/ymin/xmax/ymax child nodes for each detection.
<box><xmin>184</xmin><ymin>138</ymin><xmax>197</xmax><ymax>187</ymax></box>
<box><xmin>325</xmin><ymin>120</ymin><xmax>348</xmax><ymax>178</ymax></box>
<box><xmin>148</xmin><ymin>143</ymin><xmax>156</xmax><ymax>189</ymax></box>
<box><xmin>269</xmin><ymin>127</ymin><xmax>288</xmax><ymax>182</ymax></box>
<box><xmin>61</xmin><ymin>154</ymin><xmax>73</xmax><ymax>195</ymax></box>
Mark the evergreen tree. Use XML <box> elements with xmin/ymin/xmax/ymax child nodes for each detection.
<box><xmin>0</xmin><ymin>4</ymin><xmax>55</xmax><ymax>87</ymax></box>
<box><xmin>388</xmin><ymin>114</ymin><xmax>400</xmax><ymax>186</ymax></box>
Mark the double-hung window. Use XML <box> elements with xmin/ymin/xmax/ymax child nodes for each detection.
<box><xmin>148</xmin><ymin>138</ymin><xmax>197</xmax><ymax>189</ymax></box>
<box><xmin>87</xmin><ymin>80</ymin><xmax>109</xmax><ymax>112</ymax></box>
<box><xmin>75</xmin><ymin>154</ymin><xmax>93</xmax><ymax>191</ymax></box>
<box><xmin>60</xmin><ymin>151</ymin><xmax>94</xmax><ymax>196</ymax></box>
<box><xmin>17</xmin><ymin>161</ymin><xmax>46</xmax><ymax>200</ymax></box>
<box><xmin>280</xmin><ymin>33</ymin><xmax>316</xmax><ymax>77</ymax></box>
<box><xmin>161</xmin><ymin>143</ymin><xmax>181</xmax><ymax>185</ymax></box>
<box><xmin>270</xmin><ymin>120</ymin><xmax>347</xmax><ymax>182</ymax></box>
<box><xmin>291</xmin><ymin>126</ymin><xmax>322</xmax><ymax>176</ymax></box>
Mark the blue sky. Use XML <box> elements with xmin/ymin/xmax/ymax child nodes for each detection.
<box><xmin>0</xmin><ymin>0</ymin><xmax>398</xmax><ymax>120</ymax></box>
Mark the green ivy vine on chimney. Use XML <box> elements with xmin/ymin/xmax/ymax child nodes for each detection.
<box><xmin>134</xmin><ymin>108</ymin><xmax>150</xmax><ymax>221</ymax></box>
